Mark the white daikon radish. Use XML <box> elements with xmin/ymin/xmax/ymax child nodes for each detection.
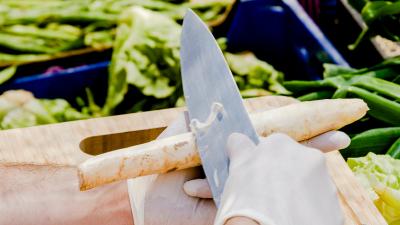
<box><xmin>78</xmin><ymin>99</ymin><xmax>368</xmax><ymax>191</ymax></box>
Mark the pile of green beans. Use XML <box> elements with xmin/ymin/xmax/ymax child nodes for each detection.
<box><xmin>285</xmin><ymin>60</ymin><xmax>400</xmax><ymax>126</ymax></box>
<box><xmin>0</xmin><ymin>0</ymin><xmax>233</xmax><ymax>64</ymax></box>
<box><xmin>284</xmin><ymin>57</ymin><xmax>400</xmax><ymax>159</ymax></box>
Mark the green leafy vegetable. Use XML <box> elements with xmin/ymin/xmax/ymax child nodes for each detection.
<box><xmin>348</xmin><ymin>153</ymin><xmax>400</xmax><ymax>224</ymax></box>
<box><xmin>0</xmin><ymin>90</ymin><xmax>88</xmax><ymax>130</ymax></box>
<box><xmin>101</xmin><ymin>6</ymin><xmax>288</xmax><ymax>115</ymax></box>
<box><xmin>102</xmin><ymin>6</ymin><xmax>181</xmax><ymax>115</ymax></box>
<box><xmin>0</xmin><ymin>5</ymin><xmax>287</xmax><ymax>129</ymax></box>
<box><xmin>225</xmin><ymin>52</ymin><xmax>291</xmax><ymax>95</ymax></box>
<box><xmin>0</xmin><ymin>0</ymin><xmax>233</xmax><ymax>65</ymax></box>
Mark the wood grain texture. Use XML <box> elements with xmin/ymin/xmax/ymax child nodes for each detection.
<box><xmin>0</xmin><ymin>96</ymin><xmax>386</xmax><ymax>224</ymax></box>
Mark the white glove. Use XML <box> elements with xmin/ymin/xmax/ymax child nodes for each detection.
<box><xmin>184</xmin><ymin>132</ymin><xmax>348</xmax><ymax>225</ymax></box>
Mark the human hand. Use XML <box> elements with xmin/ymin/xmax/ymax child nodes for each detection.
<box><xmin>183</xmin><ymin>131</ymin><xmax>350</xmax><ymax>198</ymax></box>
<box><xmin>184</xmin><ymin>131</ymin><xmax>348</xmax><ymax>225</ymax></box>
<box><xmin>0</xmin><ymin>164</ymin><xmax>133</xmax><ymax>225</ymax></box>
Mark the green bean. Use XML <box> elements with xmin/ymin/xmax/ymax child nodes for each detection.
<box><xmin>0</xmin><ymin>33</ymin><xmax>57</xmax><ymax>53</ymax></box>
<box><xmin>351</xmin><ymin>76</ymin><xmax>400</xmax><ymax>100</ymax></box>
<box><xmin>341</xmin><ymin>127</ymin><xmax>400</xmax><ymax>158</ymax></box>
<box><xmin>283</xmin><ymin>80</ymin><xmax>326</xmax><ymax>93</ymax></box>
<box><xmin>3</xmin><ymin>24</ymin><xmax>81</xmax><ymax>41</ymax></box>
<box><xmin>297</xmin><ymin>90</ymin><xmax>333</xmax><ymax>101</ymax></box>
<box><xmin>0</xmin><ymin>66</ymin><xmax>16</xmax><ymax>85</ymax></box>
<box><xmin>0</xmin><ymin>53</ymin><xmax>51</xmax><ymax>64</ymax></box>
<box><xmin>347</xmin><ymin>86</ymin><xmax>400</xmax><ymax>126</ymax></box>
<box><xmin>3</xmin><ymin>10</ymin><xmax>118</xmax><ymax>26</ymax></box>
<box><xmin>0</xmin><ymin>33</ymin><xmax>82</xmax><ymax>54</ymax></box>
<box><xmin>332</xmin><ymin>88</ymin><xmax>348</xmax><ymax>99</ymax></box>
<box><xmin>386</xmin><ymin>137</ymin><xmax>400</xmax><ymax>159</ymax></box>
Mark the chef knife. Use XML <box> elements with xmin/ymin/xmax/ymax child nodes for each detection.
<box><xmin>180</xmin><ymin>9</ymin><xmax>259</xmax><ymax>207</ymax></box>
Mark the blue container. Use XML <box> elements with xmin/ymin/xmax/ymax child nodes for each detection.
<box><xmin>0</xmin><ymin>0</ymin><xmax>347</xmax><ymax>102</ymax></box>
<box><xmin>0</xmin><ymin>62</ymin><xmax>109</xmax><ymax>104</ymax></box>
<box><xmin>227</xmin><ymin>0</ymin><xmax>347</xmax><ymax>80</ymax></box>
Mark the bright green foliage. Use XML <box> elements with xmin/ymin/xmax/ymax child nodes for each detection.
<box><xmin>102</xmin><ymin>7</ymin><xmax>181</xmax><ymax>115</ymax></box>
<box><xmin>0</xmin><ymin>0</ymin><xmax>233</xmax><ymax>64</ymax></box>
<box><xmin>225</xmin><ymin>52</ymin><xmax>291</xmax><ymax>96</ymax></box>
<box><xmin>0</xmin><ymin>90</ymin><xmax>88</xmax><ymax>130</ymax></box>
<box><xmin>102</xmin><ymin>6</ymin><xmax>288</xmax><ymax>115</ymax></box>
<box><xmin>348</xmin><ymin>153</ymin><xmax>400</xmax><ymax>224</ymax></box>
<box><xmin>0</xmin><ymin>5</ymin><xmax>287</xmax><ymax>128</ymax></box>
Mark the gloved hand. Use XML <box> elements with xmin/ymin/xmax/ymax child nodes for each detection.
<box><xmin>184</xmin><ymin>131</ymin><xmax>349</xmax><ymax>225</ymax></box>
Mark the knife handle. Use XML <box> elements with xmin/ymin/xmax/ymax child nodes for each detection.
<box><xmin>78</xmin><ymin>132</ymin><xmax>200</xmax><ymax>191</ymax></box>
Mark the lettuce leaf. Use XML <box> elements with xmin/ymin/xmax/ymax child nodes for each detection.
<box><xmin>102</xmin><ymin>6</ymin><xmax>180</xmax><ymax>115</ymax></box>
<box><xmin>0</xmin><ymin>90</ymin><xmax>88</xmax><ymax>130</ymax></box>
<box><xmin>348</xmin><ymin>152</ymin><xmax>400</xmax><ymax>224</ymax></box>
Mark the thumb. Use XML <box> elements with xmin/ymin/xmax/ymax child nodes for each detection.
<box><xmin>226</xmin><ymin>133</ymin><xmax>256</xmax><ymax>166</ymax></box>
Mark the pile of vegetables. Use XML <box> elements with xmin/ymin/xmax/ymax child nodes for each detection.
<box><xmin>0</xmin><ymin>6</ymin><xmax>288</xmax><ymax>129</ymax></box>
<box><xmin>0</xmin><ymin>0</ymin><xmax>233</xmax><ymax>65</ymax></box>
<box><xmin>100</xmin><ymin>6</ymin><xmax>288</xmax><ymax>115</ymax></box>
<box><xmin>0</xmin><ymin>90</ymin><xmax>88</xmax><ymax>129</ymax></box>
<box><xmin>348</xmin><ymin>0</ymin><xmax>400</xmax><ymax>50</ymax></box>
<box><xmin>348</xmin><ymin>153</ymin><xmax>400</xmax><ymax>224</ymax></box>
<box><xmin>285</xmin><ymin>58</ymin><xmax>400</xmax><ymax>223</ymax></box>
<box><xmin>285</xmin><ymin>58</ymin><xmax>400</xmax><ymax>126</ymax></box>
<box><xmin>285</xmin><ymin>58</ymin><xmax>400</xmax><ymax>156</ymax></box>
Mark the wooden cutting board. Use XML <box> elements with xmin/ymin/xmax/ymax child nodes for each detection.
<box><xmin>0</xmin><ymin>96</ymin><xmax>386</xmax><ymax>225</ymax></box>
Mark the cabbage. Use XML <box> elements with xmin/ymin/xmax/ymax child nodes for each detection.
<box><xmin>348</xmin><ymin>152</ymin><xmax>400</xmax><ymax>224</ymax></box>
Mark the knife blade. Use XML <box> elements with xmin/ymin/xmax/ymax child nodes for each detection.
<box><xmin>180</xmin><ymin>9</ymin><xmax>259</xmax><ymax>206</ymax></box>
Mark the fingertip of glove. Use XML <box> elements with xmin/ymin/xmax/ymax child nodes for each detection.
<box><xmin>183</xmin><ymin>179</ymin><xmax>212</xmax><ymax>198</ymax></box>
<box><xmin>327</xmin><ymin>131</ymin><xmax>351</xmax><ymax>150</ymax></box>
<box><xmin>307</xmin><ymin>131</ymin><xmax>351</xmax><ymax>152</ymax></box>
<box><xmin>183</xmin><ymin>180</ymin><xmax>197</xmax><ymax>197</ymax></box>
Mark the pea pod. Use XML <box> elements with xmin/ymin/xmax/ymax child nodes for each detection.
<box><xmin>341</xmin><ymin>127</ymin><xmax>400</xmax><ymax>158</ymax></box>
<box><xmin>386</xmin><ymin>137</ymin><xmax>400</xmax><ymax>159</ymax></box>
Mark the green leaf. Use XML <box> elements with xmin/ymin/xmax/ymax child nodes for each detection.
<box><xmin>103</xmin><ymin>6</ymin><xmax>181</xmax><ymax>114</ymax></box>
<box><xmin>225</xmin><ymin>52</ymin><xmax>290</xmax><ymax>95</ymax></box>
<box><xmin>348</xmin><ymin>153</ymin><xmax>400</xmax><ymax>224</ymax></box>
<box><xmin>142</xmin><ymin>77</ymin><xmax>176</xmax><ymax>98</ymax></box>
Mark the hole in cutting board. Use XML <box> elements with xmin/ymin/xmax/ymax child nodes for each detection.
<box><xmin>80</xmin><ymin>127</ymin><xmax>166</xmax><ymax>155</ymax></box>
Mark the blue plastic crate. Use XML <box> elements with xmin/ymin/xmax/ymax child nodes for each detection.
<box><xmin>227</xmin><ymin>0</ymin><xmax>347</xmax><ymax>80</ymax></box>
<box><xmin>0</xmin><ymin>0</ymin><xmax>347</xmax><ymax>102</ymax></box>
<box><xmin>0</xmin><ymin>61</ymin><xmax>109</xmax><ymax>104</ymax></box>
